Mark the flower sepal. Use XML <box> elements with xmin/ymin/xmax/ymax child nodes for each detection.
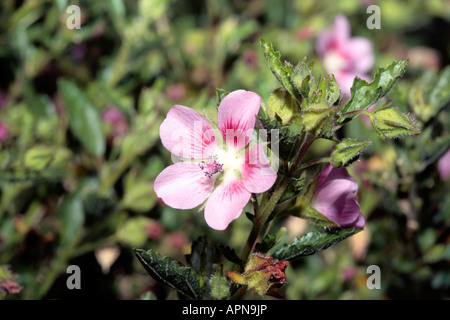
<box><xmin>226</xmin><ymin>253</ymin><xmax>289</xmax><ymax>296</ymax></box>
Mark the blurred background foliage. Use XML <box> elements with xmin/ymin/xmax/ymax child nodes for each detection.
<box><xmin>0</xmin><ymin>0</ymin><xmax>449</xmax><ymax>300</ymax></box>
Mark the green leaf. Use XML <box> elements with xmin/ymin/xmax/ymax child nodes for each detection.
<box><xmin>216</xmin><ymin>88</ymin><xmax>229</xmax><ymax>107</ymax></box>
<box><xmin>340</xmin><ymin>60</ymin><xmax>409</xmax><ymax>122</ymax></box>
<box><xmin>186</xmin><ymin>236</ymin><xmax>215</xmax><ymax>277</ymax></box>
<box><xmin>273</xmin><ymin>227</ymin><xmax>361</xmax><ymax>261</ymax></box>
<box><xmin>59</xmin><ymin>191</ymin><xmax>85</xmax><ymax>245</ymax></box>
<box><xmin>134</xmin><ymin>249</ymin><xmax>203</xmax><ymax>300</ymax></box>
<box><xmin>330</xmin><ymin>139</ymin><xmax>372</xmax><ymax>168</ymax></box>
<box><xmin>58</xmin><ymin>79</ymin><xmax>105</xmax><ymax>156</ymax></box>
<box><xmin>260</xmin><ymin>39</ymin><xmax>297</xmax><ymax>99</ymax></box>
<box><xmin>267</xmin><ymin>87</ymin><xmax>300</xmax><ymax>125</ymax></box>
<box><xmin>209</xmin><ymin>270</ymin><xmax>230</xmax><ymax>300</ymax></box>
<box><xmin>301</xmin><ymin>100</ymin><xmax>336</xmax><ymax>138</ymax></box>
<box><xmin>117</xmin><ymin>217</ymin><xmax>152</xmax><ymax>247</ymax></box>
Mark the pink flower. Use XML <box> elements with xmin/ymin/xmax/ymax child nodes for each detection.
<box><xmin>102</xmin><ymin>107</ymin><xmax>128</xmax><ymax>143</ymax></box>
<box><xmin>0</xmin><ymin>122</ymin><xmax>8</xmax><ymax>142</ymax></box>
<box><xmin>311</xmin><ymin>164</ymin><xmax>365</xmax><ymax>229</ymax></box>
<box><xmin>316</xmin><ymin>15</ymin><xmax>374</xmax><ymax>98</ymax></box>
<box><xmin>154</xmin><ymin>90</ymin><xmax>277</xmax><ymax>230</ymax></box>
<box><xmin>437</xmin><ymin>149</ymin><xmax>450</xmax><ymax>181</ymax></box>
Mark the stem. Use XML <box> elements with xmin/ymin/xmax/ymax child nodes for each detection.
<box><xmin>239</xmin><ymin>133</ymin><xmax>315</xmax><ymax>267</ymax></box>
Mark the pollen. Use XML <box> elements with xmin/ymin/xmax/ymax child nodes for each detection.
<box><xmin>199</xmin><ymin>155</ymin><xmax>224</xmax><ymax>178</ymax></box>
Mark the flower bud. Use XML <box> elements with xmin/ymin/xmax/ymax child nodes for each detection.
<box><xmin>370</xmin><ymin>105</ymin><xmax>420</xmax><ymax>141</ymax></box>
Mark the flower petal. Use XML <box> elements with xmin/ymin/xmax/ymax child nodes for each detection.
<box><xmin>311</xmin><ymin>165</ymin><xmax>363</xmax><ymax>227</ymax></box>
<box><xmin>217</xmin><ymin>90</ymin><xmax>261</xmax><ymax>150</ymax></box>
<box><xmin>345</xmin><ymin>37</ymin><xmax>374</xmax><ymax>73</ymax></box>
<box><xmin>159</xmin><ymin>105</ymin><xmax>218</xmax><ymax>159</ymax></box>
<box><xmin>333</xmin><ymin>14</ymin><xmax>351</xmax><ymax>45</ymax></box>
<box><xmin>241</xmin><ymin>143</ymin><xmax>278</xmax><ymax>194</ymax></box>
<box><xmin>437</xmin><ymin>149</ymin><xmax>450</xmax><ymax>181</ymax></box>
<box><xmin>204</xmin><ymin>178</ymin><xmax>251</xmax><ymax>230</ymax></box>
<box><xmin>154</xmin><ymin>161</ymin><xmax>216</xmax><ymax>209</ymax></box>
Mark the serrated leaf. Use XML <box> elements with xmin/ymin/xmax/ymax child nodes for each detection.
<box><xmin>330</xmin><ymin>139</ymin><xmax>372</xmax><ymax>168</ymax></box>
<box><xmin>134</xmin><ymin>249</ymin><xmax>203</xmax><ymax>300</ymax></box>
<box><xmin>340</xmin><ymin>60</ymin><xmax>409</xmax><ymax>122</ymax></box>
<box><xmin>186</xmin><ymin>236</ymin><xmax>215</xmax><ymax>277</ymax></box>
<box><xmin>216</xmin><ymin>244</ymin><xmax>244</xmax><ymax>267</ymax></box>
<box><xmin>58</xmin><ymin>79</ymin><xmax>105</xmax><ymax>156</ymax></box>
<box><xmin>260</xmin><ymin>39</ymin><xmax>297</xmax><ymax>99</ymax></box>
<box><xmin>273</xmin><ymin>227</ymin><xmax>360</xmax><ymax>261</ymax></box>
<box><xmin>257</xmin><ymin>115</ymin><xmax>303</xmax><ymax>161</ymax></box>
<box><xmin>267</xmin><ymin>87</ymin><xmax>300</xmax><ymax>125</ymax></box>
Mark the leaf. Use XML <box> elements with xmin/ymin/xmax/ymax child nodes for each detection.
<box><xmin>59</xmin><ymin>191</ymin><xmax>85</xmax><ymax>245</ymax></box>
<box><xmin>216</xmin><ymin>244</ymin><xmax>244</xmax><ymax>267</ymax></box>
<box><xmin>273</xmin><ymin>227</ymin><xmax>360</xmax><ymax>261</ymax></box>
<box><xmin>209</xmin><ymin>270</ymin><xmax>230</xmax><ymax>300</ymax></box>
<box><xmin>267</xmin><ymin>87</ymin><xmax>300</xmax><ymax>125</ymax></box>
<box><xmin>330</xmin><ymin>139</ymin><xmax>372</xmax><ymax>168</ymax></box>
<box><xmin>186</xmin><ymin>236</ymin><xmax>215</xmax><ymax>277</ymax></box>
<box><xmin>58</xmin><ymin>79</ymin><xmax>105</xmax><ymax>156</ymax></box>
<box><xmin>117</xmin><ymin>217</ymin><xmax>152</xmax><ymax>247</ymax></box>
<box><xmin>134</xmin><ymin>249</ymin><xmax>203</xmax><ymax>300</ymax></box>
<box><xmin>216</xmin><ymin>88</ymin><xmax>229</xmax><ymax>107</ymax></box>
<box><xmin>260</xmin><ymin>39</ymin><xmax>297</xmax><ymax>99</ymax></box>
<box><xmin>340</xmin><ymin>60</ymin><xmax>409</xmax><ymax>122</ymax></box>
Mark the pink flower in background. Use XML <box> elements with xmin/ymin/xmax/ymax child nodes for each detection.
<box><xmin>102</xmin><ymin>107</ymin><xmax>128</xmax><ymax>143</ymax></box>
<box><xmin>311</xmin><ymin>164</ymin><xmax>365</xmax><ymax>229</ymax></box>
<box><xmin>437</xmin><ymin>149</ymin><xmax>450</xmax><ymax>181</ymax></box>
<box><xmin>0</xmin><ymin>122</ymin><xmax>8</xmax><ymax>142</ymax></box>
<box><xmin>154</xmin><ymin>90</ymin><xmax>277</xmax><ymax>230</ymax></box>
<box><xmin>316</xmin><ymin>15</ymin><xmax>374</xmax><ymax>98</ymax></box>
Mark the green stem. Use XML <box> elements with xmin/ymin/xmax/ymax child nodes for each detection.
<box><xmin>238</xmin><ymin>133</ymin><xmax>315</xmax><ymax>268</ymax></box>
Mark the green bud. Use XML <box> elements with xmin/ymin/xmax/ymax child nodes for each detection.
<box><xmin>301</xmin><ymin>100</ymin><xmax>336</xmax><ymax>137</ymax></box>
<box><xmin>370</xmin><ymin>104</ymin><xmax>420</xmax><ymax>141</ymax></box>
<box><xmin>330</xmin><ymin>139</ymin><xmax>372</xmax><ymax>168</ymax></box>
<box><xmin>267</xmin><ymin>87</ymin><xmax>300</xmax><ymax>125</ymax></box>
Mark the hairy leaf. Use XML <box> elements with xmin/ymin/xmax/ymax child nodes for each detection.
<box><xmin>134</xmin><ymin>249</ymin><xmax>203</xmax><ymax>300</ymax></box>
<box><xmin>273</xmin><ymin>227</ymin><xmax>360</xmax><ymax>261</ymax></box>
<box><xmin>340</xmin><ymin>60</ymin><xmax>408</xmax><ymax>122</ymax></box>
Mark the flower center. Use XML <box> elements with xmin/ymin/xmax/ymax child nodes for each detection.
<box><xmin>323</xmin><ymin>50</ymin><xmax>348</xmax><ymax>74</ymax></box>
<box><xmin>199</xmin><ymin>155</ymin><xmax>224</xmax><ymax>178</ymax></box>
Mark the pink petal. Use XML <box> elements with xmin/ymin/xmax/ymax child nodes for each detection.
<box><xmin>154</xmin><ymin>161</ymin><xmax>216</xmax><ymax>209</ymax></box>
<box><xmin>333</xmin><ymin>15</ymin><xmax>351</xmax><ymax>45</ymax></box>
<box><xmin>159</xmin><ymin>105</ymin><xmax>218</xmax><ymax>159</ymax></box>
<box><xmin>217</xmin><ymin>90</ymin><xmax>261</xmax><ymax>150</ymax></box>
<box><xmin>437</xmin><ymin>149</ymin><xmax>450</xmax><ymax>181</ymax></box>
<box><xmin>311</xmin><ymin>164</ymin><xmax>364</xmax><ymax>228</ymax></box>
<box><xmin>316</xmin><ymin>30</ymin><xmax>332</xmax><ymax>58</ymax></box>
<box><xmin>345</xmin><ymin>37</ymin><xmax>374</xmax><ymax>73</ymax></box>
<box><xmin>241</xmin><ymin>143</ymin><xmax>278</xmax><ymax>193</ymax></box>
<box><xmin>204</xmin><ymin>178</ymin><xmax>251</xmax><ymax>230</ymax></box>
<box><xmin>334</xmin><ymin>72</ymin><xmax>356</xmax><ymax>98</ymax></box>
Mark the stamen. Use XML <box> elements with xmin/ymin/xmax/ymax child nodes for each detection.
<box><xmin>198</xmin><ymin>155</ymin><xmax>224</xmax><ymax>178</ymax></box>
